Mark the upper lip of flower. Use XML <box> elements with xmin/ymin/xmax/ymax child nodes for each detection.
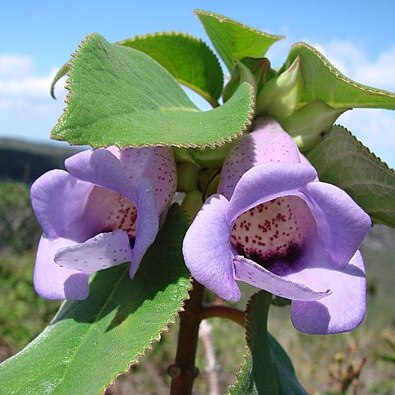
<box><xmin>182</xmin><ymin>118</ymin><xmax>371</xmax><ymax>334</ymax></box>
<box><xmin>31</xmin><ymin>146</ymin><xmax>176</xmax><ymax>300</ymax></box>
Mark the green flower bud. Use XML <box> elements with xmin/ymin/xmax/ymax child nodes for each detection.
<box><xmin>242</xmin><ymin>57</ymin><xmax>276</xmax><ymax>87</ymax></box>
<box><xmin>257</xmin><ymin>56</ymin><xmax>304</xmax><ymax>119</ymax></box>
<box><xmin>172</xmin><ymin>147</ymin><xmax>197</xmax><ymax>164</ymax></box>
<box><xmin>177</xmin><ymin>163</ymin><xmax>200</xmax><ymax>192</ymax></box>
<box><xmin>282</xmin><ymin>100</ymin><xmax>347</xmax><ymax>151</ymax></box>
<box><xmin>181</xmin><ymin>190</ymin><xmax>203</xmax><ymax>222</ymax></box>
<box><xmin>198</xmin><ymin>168</ymin><xmax>220</xmax><ymax>198</ymax></box>
<box><xmin>223</xmin><ymin>61</ymin><xmax>257</xmax><ymax>103</ymax></box>
<box><xmin>190</xmin><ymin>143</ymin><xmax>234</xmax><ymax>169</ymax></box>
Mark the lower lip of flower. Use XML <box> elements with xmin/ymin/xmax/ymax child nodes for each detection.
<box><xmin>230</xmin><ymin>195</ymin><xmax>315</xmax><ymax>274</ymax></box>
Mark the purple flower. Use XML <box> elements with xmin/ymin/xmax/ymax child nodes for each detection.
<box><xmin>183</xmin><ymin>118</ymin><xmax>371</xmax><ymax>334</ymax></box>
<box><xmin>31</xmin><ymin>146</ymin><xmax>176</xmax><ymax>300</ymax></box>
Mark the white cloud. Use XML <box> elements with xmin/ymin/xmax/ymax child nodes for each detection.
<box><xmin>0</xmin><ymin>54</ymin><xmax>66</xmax><ymax>141</ymax></box>
<box><xmin>312</xmin><ymin>40</ymin><xmax>395</xmax><ymax>168</ymax></box>
<box><xmin>0</xmin><ymin>54</ymin><xmax>34</xmax><ymax>78</ymax></box>
<box><xmin>313</xmin><ymin>41</ymin><xmax>395</xmax><ymax>91</ymax></box>
<box><xmin>338</xmin><ymin>109</ymin><xmax>395</xmax><ymax>166</ymax></box>
<box><xmin>0</xmin><ymin>54</ymin><xmax>62</xmax><ymax>101</ymax></box>
<box><xmin>356</xmin><ymin>46</ymin><xmax>395</xmax><ymax>90</ymax></box>
<box><xmin>0</xmin><ymin>74</ymin><xmax>56</xmax><ymax>99</ymax></box>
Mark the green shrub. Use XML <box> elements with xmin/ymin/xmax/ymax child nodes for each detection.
<box><xmin>0</xmin><ymin>251</ymin><xmax>59</xmax><ymax>354</ymax></box>
<box><xmin>0</xmin><ymin>181</ymin><xmax>41</xmax><ymax>252</ymax></box>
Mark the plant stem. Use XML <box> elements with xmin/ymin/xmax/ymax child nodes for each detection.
<box><xmin>169</xmin><ymin>280</ymin><xmax>204</xmax><ymax>395</ymax></box>
<box><xmin>201</xmin><ymin>305</ymin><xmax>245</xmax><ymax>327</ymax></box>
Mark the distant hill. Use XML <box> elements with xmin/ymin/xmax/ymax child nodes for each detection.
<box><xmin>0</xmin><ymin>138</ymin><xmax>80</xmax><ymax>184</ymax></box>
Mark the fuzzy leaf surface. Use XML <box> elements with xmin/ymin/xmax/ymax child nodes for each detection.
<box><xmin>119</xmin><ymin>33</ymin><xmax>224</xmax><ymax>107</ymax></box>
<box><xmin>307</xmin><ymin>125</ymin><xmax>395</xmax><ymax>227</ymax></box>
<box><xmin>0</xmin><ymin>206</ymin><xmax>192</xmax><ymax>395</ymax></box>
<box><xmin>196</xmin><ymin>10</ymin><xmax>283</xmax><ymax>71</ymax></box>
<box><xmin>284</xmin><ymin>43</ymin><xmax>395</xmax><ymax>109</ymax></box>
<box><xmin>52</xmin><ymin>34</ymin><xmax>253</xmax><ymax>148</ymax></box>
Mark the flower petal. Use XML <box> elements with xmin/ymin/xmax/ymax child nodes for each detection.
<box><xmin>66</xmin><ymin>149</ymin><xmax>162</xmax><ymax>278</ymax></box>
<box><xmin>233</xmin><ymin>255</ymin><xmax>330</xmax><ymax>300</ymax></box>
<box><xmin>219</xmin><ymin>117</ymin><xmax>302</xmax><ymax>199</ymax></box>
<box><xmin>55</xmin><ymin>230</ymin><xmax>132</xmax><ymax>274</ymax></box>
<box><xmin>31</xmin><ymin>170</ymin><xmax>95</xmax><ymax>241</ymax></box>
<box><xmin>65</xmin><ymin>149</ymin><xmax>135</xmax><ymax>200</ymax></box>
<box><xmin>34</xmin><ymin>235</ymin><xmax>89</xmax><ymax>300</ymax></box>
<box><xmin>115</xmin><ymin>146</ymin><xmax>177</xmax><ymax>214</ymax></box>
<box><xmin>290</xmin><ymin>251</ymin><xmax>366</xmax><ymax>334</ymax></box>
<box><xmin>182</xmin><ymin>194</ymin><xmax>240</xmax><ymax>302</ymax></box>
<box><xmin>228</xmin><ymin>163</ymin><xmax>317</xmax><ymax>223</ymax></box>
<box><xmin>129</xmin><ymin>177</ymin><xmax>159</xmax><ymax>278</ymax></box>
<box><xmin>306</xmin><ymin>182</ymin><xmax>371</xmax><ymax>264</ymax></box>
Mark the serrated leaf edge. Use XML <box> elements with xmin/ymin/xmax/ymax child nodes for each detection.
<box><xmin>244</xmin><ymin>291</ymin><xmax>259</xmax><ymax>348</ymax></box>
<box><xmin>318</xmin><ymin>124</ymin><xmax>395</xmax><ymax>175</ymax></box>
<box><xmin>1</xmin><ymin>214</ymin><xmax>193</xmax><ymax>394</ymax></box>
<box><xmin>227</xmin><ymin>346</ymin><xmax>254</xmax><ymax>394</ymax></box>
<box><xmin>50</xmin><ymin>33</ymin><xmax>95</xmax><ymax>145</ymax></box>
<box><xmin>4</xmin><ymin>267</ymin><xmax>192</xmax><ymax>394</ymax></box>
<box><xmin>117</xmin><ymin>30</ymin><xmax>224</xmax><ymax>106</ymax></box>
<box><xmin>228</xmin><ymin>291</ymin><xmax>261</xmax><ymax>394</ymax></box>
<box><xmin>309</xmin><ymin>125</ymin><xmax>395</xmax><ymax>225</ymax></box>
<box><xmin>102</xmin><ymin>275</ymin><xmax>193</xmax><ymax>393</ymax></box>
<box><xmin>195</xmin><ymin>9</ymin><xmax>285</xmax><ymax>41</ymax></box>
<box><xmin>101</xmin><ymin>206</ymin><xmax>194</xmax><ymax>392</ymax></box>
<box><xmin>291</xmin><ymin>42</ymin><xmax>395</xmax><ymax>105</ymax></box>
<box><xmin>52</xmin><ymin>34</ymin><xmax>254</xmax><ymax>150</ymax></box>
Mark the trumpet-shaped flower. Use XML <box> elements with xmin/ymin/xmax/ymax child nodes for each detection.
<box><xmin>183</xmin><ymin>118</ymin><xmax>371</xmax><ymax>334</ymax></box>
<box><xmin>31</xmin><ymin>146</ymin><xmax>176</xmax><ymax>300</ymax></box>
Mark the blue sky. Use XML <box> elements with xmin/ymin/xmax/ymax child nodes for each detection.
<box><xmin>1</xmin><ymin>0</ymin><xmax>395</xmax><ymax>166</ymax></box>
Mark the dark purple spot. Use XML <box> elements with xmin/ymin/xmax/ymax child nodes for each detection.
<box><xmin>235</xmin><ymin>242</ymin><xmax>301</xmax><ymax>272</ymax></box>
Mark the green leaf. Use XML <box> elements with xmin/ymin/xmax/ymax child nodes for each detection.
<box><xmin>307</xmin><ymin>125</ymin><xmax>395</xmax><ymax>227</ymax></box>
<box><xmin>230</xmin><ymin>352</ymin><xmax>259</xmax><ymax>395</ymax></box>
<box><xmin>52</xmin><ymin>34</ymin><xmax>253</xmax><ymax>148</ymax></box>
<box><xmin>230</xmin><ymin>291</ymin><xmax>307</xmax><ymax>394</ymax></box>
<box><xmin>0</xmin><ymin>205</ymin><xmax>192</xmax><ymax>395</ymax></box>
<box><xmin>267</xmin><ymin>333</ymin><xmax>307</xmax><ymax>394</ymax></box>
<box><xmin>119</xmin><ymin>33</ymin><xmax>224</xmax><ymax>107</ymax></box>
<box><xmin>195</xmin><ymin>10</ymin><xmax>283</xmax><ymax>71</ymax></box>
<box><xmin>282</xmin><ymin>100</ymin><xmax>346</xmax><ymax>151</ymax></box>
<box><xmin>246</xmin><ymin>291</ymin><xmax>278</xmax><ymax>393</ymax></box>
<box><xmin>257</xmin><ymin>56</ymin><xmax>304</xmax><ymax>119</ymax></box>
<box><xmin>283</xmin><ymin>43</ymin><xmax>395</xmax><ymax>109</ymax></box>
<box><xmin>223</xmin><ymin>61</ymin><xmax>258</xmax><ymax>103</ymax></box>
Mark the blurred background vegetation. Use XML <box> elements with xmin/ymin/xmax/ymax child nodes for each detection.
<box><xmin>0</xmin><ymin>139</ymin><xmax>394</xmax><ymax>394</ymax></box>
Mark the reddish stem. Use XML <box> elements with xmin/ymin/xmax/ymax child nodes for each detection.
<box><xmin>169</xmin><ymin>286</ymin><xmax>246</xmax><ymax>394</ymax></box>
<box><xmin>201</xmin><ymin>305</ymin><xmax>245</xmax><ymax>327</ymax></box>
<box><xmin>169</xmin><ymin>281</ymin><xmax>204</xmax><ymax>395</ymax></box>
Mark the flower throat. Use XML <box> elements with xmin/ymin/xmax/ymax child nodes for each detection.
<box><xmin>230</xmin><ymin>196</ymin><xmax>312</xmax><ymax>271</ymax></box>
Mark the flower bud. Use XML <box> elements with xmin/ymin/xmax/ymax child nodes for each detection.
<box><xmin>257</xmin><ymin>56</ymin><xmax>304</xmax><ymax>119</ymax></box>
<box><xmin>223</xmin><ymin>61</ymin><xmax>257</xmax><ymax>103</ymax></box>
<box><xmin>282</xmin><ymin>100</ymin><xmax>347</xmax><ymax>151</ymax></box>
<box><xmin>190</xmin><ymin>143</ymin><xmax>234</xmax><ymax>168</ymax></box>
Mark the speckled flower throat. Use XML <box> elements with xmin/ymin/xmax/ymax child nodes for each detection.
<box><xmin>88</xmin><ymin>186</ymin><xmax>138</xmax><ymax>243</ymax></box>
<box><xmin>231</xmin><ymin>196</ymin><xmax>315</xmax><ymax>271</ymax></box>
